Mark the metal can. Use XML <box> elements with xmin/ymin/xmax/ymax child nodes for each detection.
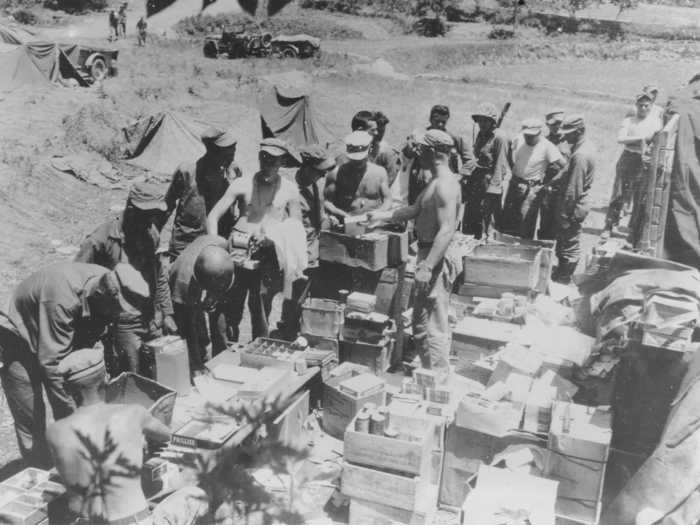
<box><xmin>355</xmin><ymin>410</ymin><xmax>370</xmax><ymax>433</ymax></box>
<box><xmin>369</xmin><ymin>412</ymin><xmax>386</xmax><ymax>435</ymax></box>
<box><xmin>383</xmin><ymin>425</ymin><xmax>398</xmax><ymax>439</ymax></box>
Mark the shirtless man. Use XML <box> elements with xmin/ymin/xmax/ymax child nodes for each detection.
<box><xmin>46</xmin><ymin>348</ymin><xmax>205</xmax><ymax>524</ymax></box>
<box><xmin>207</xmin><ymin>138</ymin><xmax>303</xmax><ymax>340</ymax></box>
<box><xmin>324</xmin><ymin>131</ymin><xmax>392</xmax><ymax>219</ymax></box>
<box><xmin>369</xmin><ymin>129</ymin><xmax>460</xmax><ymax>373</ymax></box>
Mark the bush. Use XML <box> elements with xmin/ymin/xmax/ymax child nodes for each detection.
<box><xmin>62</xmin><ymin>102</ymin><xmax>126</xmax><ymax>162</ymax></box>
<box><xmin>175</xmin><ymin>12</ymin><xmax>363</xmax><ymax>39</ymax></box>
<box><xmin>43</xmin><ymin>0</ymin><xmax>107</xmax><ymax>13</ymax></box>
<box><xmin>12</xmin><ymin>8</ymin><xmax>38</xmax><ymax>24</ymax></box>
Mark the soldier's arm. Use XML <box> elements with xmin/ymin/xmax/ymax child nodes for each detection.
<box><xmin>155</xmin><ymin>256</ymin><xmax>174</xmax><ymax>320</ymax></box>
<box><xmin>138</xmin><ymin>406</ymin><xmax>171</xmax><ymax>442</ymax></box>
<box><xmin>323</xmin><ymin>170</ymin><xmax>348</xmax><ymax>218</ymax></box>
<box><xmin>378</xmin><ymin>169</ymin><xmax>393</xmax><ymax>211</ymax></box>
<box><xmin>423</xmin><ymin>180</ymin><xmax>458</xmax><ymax>269</ymax></box>
<box><xmin>492</xmin><ymin>133</ymin><xmax>511</xmax><ymax>186</ymax></box>
<box><xmin>164</xmin><ymin>167</ymin><xmax>184</xmax><ymax>215</ymax></box>
<box><xmin>73</xmin><ymin>233</ymin><xmax>100</xmax><ymax>264</ymax></box>
<box><xmin>207</xmin><ymin>181</ymin><xmax>242</xmax><ymax>235</ymax></box>
<box><xmin>455</xmin><ymin>134</ymin><xmax>476</xmax><ymax>175</ymax></box>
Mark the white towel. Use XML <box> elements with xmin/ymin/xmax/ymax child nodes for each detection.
<box><xmin>265</xmin><ymin>217</ymin><xmax>309</xmax><ymax>299</ymax></box>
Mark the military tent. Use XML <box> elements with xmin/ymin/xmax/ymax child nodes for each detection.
<box><xmin>258</xmin><ymin>71</ymin><xmax>335</xmax><ymax>148</ymax></box>
<box><xmin>0</xmin><ymin>23</ymin><xmax>39</xmax><ymax>45</ymax></box>
<box><xmin>663</xmin><ymin>78</ymin><xmax>700</xmax><ymax>269</ymax></box>
<box><xmin>125</xmin><ymin>111</ymin><xmax>210</xmax><ymax>175</ymax></box>
<box><xmin>0</xmin><ymin>42</ymin><xmax>86</xmax><ymax>92</ymax></box>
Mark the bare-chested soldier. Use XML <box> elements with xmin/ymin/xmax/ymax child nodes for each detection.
<box><xmin>206</xmin><ymin>138</ymin><xmax>303</xmax><ymax>340</ymax></box>
<box><xmin>369</xmin><ymin>130</ymin><xmax>460</xmax><ymax>373</ymax></box>
<box><xmin>324</xmin><ymin>131</ymin><xmax>392</xmax><ymax>219</ymax></box>
<box><xmin>46</xmin><ymin>348</ymin><xmax>206</xmax><ymax>524</ymax></box>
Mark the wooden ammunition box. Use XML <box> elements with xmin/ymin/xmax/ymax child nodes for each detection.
<box><xmin>340</xmin><ymin>337</ymin><xmax>391</xmax><ymax>374</ymax></box>
<box><xmin>320</xmin><ymin>230</ymin><xmax>389</xmax><ymax>271</ymax></box>
<box><xmin>463</xmin><ymin>244</ymin><xmax>543</xmax><ymax>290</ymax></box>
<box><xmin>341</xmin><ymin>462</ymin><xmax>429</xmax><ymax>512</ymax></box>
<box><xmin>344</xmin><ymin>413</ymin><xmax>433</xmax><ymax>477</ymax></box>
<box><xmin>348</xmin><ymin>484</ymin><xmax>438</xmax><ymax>525</ymax></box>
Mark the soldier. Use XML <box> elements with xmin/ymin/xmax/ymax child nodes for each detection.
<box><xmin>324</xmin><ymin>131</ymin><xmax>392</xmax><ymax>219</ymax></box>
<box><xmin>603</xmin><ymin>93</ymin><xmax>662</xmax><ymax>238</ymax></box>
<box><xmin>501</xmin><ymin>118</ymin><xmax>565</xmax><ymax>239</ymax></box>
<box><xmin>0</xmin><ymin>263</ymin><xmax>148</xmax><ymax>466</ymax></box>
<box><xmin>462</xmin><ymin>103</ymin><xmax>510</xmax><ymax>239</ymax></box>
<box><xmin>75</xmin><ymin>182</ymin><xmax>176</xmax><ymax>376</ymax></box>
<box><xmin>164</xmin><ymin>129</ymin><xmax>242</xmax><ymax>260</ymax></box>
<box><xmin>552</xmin><ymin>115</ymin><xmax>596</xmax><ymax>284</ymax></box>
<box><xmin>539</xmin><ymin>110</ymin><xmax>567</xmax><ymax>240</ymax></box>
<box><xmin>369</xmin><ymin>130</ymin><xmax>460</xmax><ymax>373</ymax></box>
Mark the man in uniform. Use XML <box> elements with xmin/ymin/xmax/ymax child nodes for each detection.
<box><xmin>75</xmin><ymin>182</ymin><xmax>176</xmax><ymax>376</ymax></box>
<box><xmin>277</xmin><ymin>145</ymin><xmax>336</xmax><ymax>339</ymax></box>
<box><xmin>165</xmin><ymin>129</ymin><xmax>242</xmax><ymax>260</ymax></box>
<box><xmin>539</xmin><ymin>110</ymin><xmax>567</xmax><ymax>240</ymax></box>
<box><xmin>324</xmin><ymin>131</ymin><xmax>392</xmax><ymax>219</ymax></box>
<box><xmin>207</xmin><ymin>138</ymin><xmax>303</xmax><ymax>341</ymax></box>
<box><xmin>462</xmin><ymin>103</ymin><xmax>510</xmax><ymax>239</ymax></box>
<box><xmin>169</xmin><ymin>235</ymin><xmax>235</xmax><ymax>372</ymax></box>
<box><xmin>47</xmin><ymin>348</ymin><xmax>206</xmax><ymax>524</ymax></box>
<box><xmin>136</xmin><ymin>16</ymin><xmax>147</xmax><ymax>46</ymax></box>
<box><xmin>369</xmin><ymin>130</ymin><xmax>460</xmax><ymax>373</ymax></box>
<box><xmin>0</xmin><ymin>262</ymin><xmax>148</xmax><ymax>466</ymax></box>
<box><xmin>404</xmin><ymin>105</ymin><xmax>474</xmax><ymax>203</ymax></box>
<box><xmin>502</xmin><ymin>118</ymin><xmax>566</xmax><ymax>239</ymax></box>
<box><xmin>552</xmin><ymin>115</ymin><xmax>596</xmax><ymax>284</ymax></box>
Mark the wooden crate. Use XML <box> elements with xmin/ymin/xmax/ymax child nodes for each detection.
<box><xmin>451</xmin><ymin>316</ymin><xmax>525</xmax><ymax>369</ymax></box>
<box><xmin>341</xmin><ymin>462</ymin><xmax>429</xmax><ymax>512</ymax></box>
<box><xmin>344</xmin><ymin>413</ymin><xmax>434</xmax><ymax>477</ymax></box>
<box><xmin>340</xmin><ymin>337</ymin><xmax>391</xmax><ymax>374</ymax></box>
<box><xmin>320</xmin><ymin>230</ymin><xmax>389</xmax><ymax>271</ymax></box>
<box><xmin>349</xmin><ymin>485</ymin><xmax>438</xmax><ymax>525</ymax></box>
<box><xmin>463</xmin><ymin>244</ymin><xmax>542</xmax><ymax>290</ymax></box>
<box><xmin>322</xmin><ymin>376</ymin><xmax>385</xmax><ymax>439</ymax></box>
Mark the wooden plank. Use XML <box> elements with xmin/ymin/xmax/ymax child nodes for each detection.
<box><xmin>344</xmin><ymin>416</ymin><xmax>433</xmax><ymax>476</ymax></box>
<box><xmin>349</xmin><ymin>484</ymin><xmax>438</xmax><ymax>525</ymax></box>
<box><xmin>341</xmin><ymin>462</ymin><xmax>426</xmax><ymax>511</ymax></box>
<box><xmin>271</xmin><ymin>391</ymin><xmax>310</xmax><ymax>448</ymax></box>
<box><xmin>463</xmin><ymin>245</ymin><xmax>542</xmax><ymax>290</ymax></box>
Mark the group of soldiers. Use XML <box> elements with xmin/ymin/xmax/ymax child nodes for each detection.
<box><xmin>0</xmin><ymin>91</ymin><xmax>661</xmax><ymax>522</ymax></box>
<box><xmin>108</xmin><ymin>2</ymin><xmax>148</xmax><ymax>45</ymax></box>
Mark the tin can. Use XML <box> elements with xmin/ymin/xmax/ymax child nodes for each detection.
<box><xmin>369</xmin><ymin>413</ymin><xmax>386</xmax><ymax>435</ymax></box>
<box><xmin>355</xmin><ymin>410</ymin><xmax>370</xmax><ymax>433</ymax></box>
<box><xmin>383</xmin><ymin>425</ymin><xmax>398</xmax><ymax>439</ymax></box>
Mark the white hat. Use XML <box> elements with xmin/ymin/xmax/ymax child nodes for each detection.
<box><xmin>345</xmin><ymin>131</ymin><xmax>372</xmax><ymax>161</ymax></box>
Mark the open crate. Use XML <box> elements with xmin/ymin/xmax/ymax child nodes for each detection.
<box><xmin>106</xmin><ymin>372</ymin><xmax>176</xmax><ymax>426</ymax></box>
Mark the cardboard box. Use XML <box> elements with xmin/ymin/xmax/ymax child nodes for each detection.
<box><xmin>348</xmin><ymin>484</ymin><xmax>438</xmax><ymax>525</ymax></box>
<box><xmin>341</xmin><ymin>462</ymin><xmax>429</xmax><ymax>512</ymax></box>
<box><xmin>461</xmin><ymin>466</ymin><xmax>558</xmax><ymax>525</ymax></box>
<box><xmin>463</xmin><ymin>244</ymin><xmax>543</xmax><ymax>290</ymax></box>
<box><xmin>455</xmin><ymin>393</ymin><xmax>524</xmax><ymax>437</ymax></box>
<box><xmin>322</xmin><ymin>374</ymin><xmax>385</xmax><ymax>439</ymax></box>
<box><xmin>344</xmin><ymin>412</ymin><xmax>433</xmax><ymax>477</ymax></box>
<box><xmin>320</xmin><ymin>230</ymin><xmax>389</xmax><ymax>271</ymax></box>
<box><xmin>452</xmin><ymin>317</ymin><xmax>527</xmax><ymax>368</ymax></box>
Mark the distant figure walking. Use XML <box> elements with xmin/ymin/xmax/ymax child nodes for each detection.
<box><xmin>108</xmin><ymin>10</ymin><xmax>118</xmax><ymax>41</ymax></box>
<box><xmin>118</xmin><ymin>2</ymin><xmax>127</xmax><ymax>38</ymax></box>
<box><xmin>137</xmin><ymin>16</ymin><xmax>147</xmax><ymax>46</ymax></box>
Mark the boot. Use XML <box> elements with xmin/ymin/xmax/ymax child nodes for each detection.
<box><xmin>554</xmin><ymin>260</ymin><xmax>579</xmax><ymax>285</ymax></box>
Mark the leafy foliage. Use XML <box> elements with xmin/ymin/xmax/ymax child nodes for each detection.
<box><xmin>68</xmin><ymin>429</ymin><xmax>141</xmax><ymax>521</ymax></box>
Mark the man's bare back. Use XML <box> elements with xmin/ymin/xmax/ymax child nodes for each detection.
<box><xmin>47</xmin><ymin>403</ymin><xmax>165</xmax><ymax>521</ymax></box>
<box><xmin>414</xmin><ymin>172</ymin><xmax>461</xmax><ymax>244</ymax></box>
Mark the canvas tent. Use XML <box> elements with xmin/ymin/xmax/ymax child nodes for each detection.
<box><xmin>258</xmin><ymin>71</ymin><xmax>335</xmax><ymax>148</ymax></box>
<box><xmin>125</xmin><ymin>111</ymin><xmax>210</xmax><ymax>175</ymax></box>
<box><xmin>663</xmin><ymin>79</ymin><xmax>700</xmax><ymax>269</ymax></box>
<box><xmin>0</xmin><ymin>23</ymin><xmax>39</xmax><ymax>45</ymax></box>
<box><xmin>0</xmin><ymin>42</ymin><xmax>85</xmax><ymax>91</ymax></box>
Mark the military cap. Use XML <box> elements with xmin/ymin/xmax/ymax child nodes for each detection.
<box><xmin>545</xmin><ymin>111</ymin><xmax>565</xmax><ymax>125</ymax></box>
<box><xmin>127</xmin><ymin>182</ymin><xmax>167</xmax><ymax>211</ymax></box>
<box><xmin>57</xmin><ymin>348</ymin><xmax>106</xmax><ymax>384</ymax></box>
<box><xmin>419</xmin><ymin>129</ymin><xmax>454</xmax><ymax>153</ymax></box>
<box><xmin>521</xmin><ymin>118</ymin><xmax>543</xmax><ymax>136</ymax></box>
<box><xmin>345</xmin><ymin>131</ymin><xmax>372</xmax><ymax>160</ymax></box>
<box><xmin>472</xmin><ymin>103</ymin><xmax>499</xmax><ymax>123</ymax></box>
<box><xmin>260</xmin><ymin>137</ymin><xmax>302</xmax><ymax>164</ymax></box>
<box><xmin>559</xmin><ymin>114</ymin><xmax>585</xmax><ymax>134</ymax></box>
<box><xmin>300</xmin><ymin>144</ymin><xmax>335</xmax><ymax>171</ymax></box>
